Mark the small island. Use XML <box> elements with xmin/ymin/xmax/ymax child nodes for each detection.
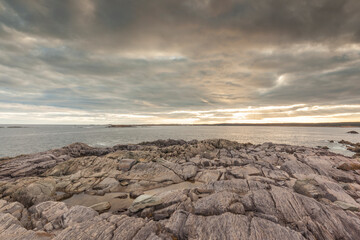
<box><xmin>107</xmin><ymin>124</ymin><xmax>136</xmax><ymax>128</ymax></box>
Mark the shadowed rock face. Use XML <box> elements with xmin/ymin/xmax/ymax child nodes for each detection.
<box><xmin>1</xmin><ymin>139</ymin><xmax>360</xmax><ymax>239</ymax></box>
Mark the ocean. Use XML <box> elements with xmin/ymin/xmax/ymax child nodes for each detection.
<box><xmin>0</xmin><ymin>125</ymin><xmax>359</xmax><ymax>158</ymax></box>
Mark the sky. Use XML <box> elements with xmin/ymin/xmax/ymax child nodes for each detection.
<box><xmin>0</xmin><ymin>0</ymin><xmax>360</xmax><ymax>124</ymax></box>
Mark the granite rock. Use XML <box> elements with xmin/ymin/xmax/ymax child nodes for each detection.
<box><xmin>1</xmin><ymin>139</ymin><xmax>360</xmax><ymax>239</ymax></box>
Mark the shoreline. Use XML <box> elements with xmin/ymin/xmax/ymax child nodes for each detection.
<box><xmin>2</xmin><ymin>122</ymin><xmax>360</xmax><ymax>128</ymax></box>
<box><xmin>0</xmin><ymin>138</ymin><xmax>357</xmax><ymax>160</ymax></box>
<box><xmin>1</xmin><ymin>139</ymin><xmax>360</xmax><ymax>239</ymax></box>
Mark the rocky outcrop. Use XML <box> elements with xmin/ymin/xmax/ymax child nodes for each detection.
<box><xmin>0</xmin><ymin>143</ymin><xmax>113</xmax><ymax>179</ymax></box>
<box><xmin>1</xmin><ymin>139</ymin><xmax>360</xmax><ymax>239</ymax></box>
<box><xmin>338</xmin><ymin>140</ymin><xmax>360</xmax><ymax>158</ymax></box>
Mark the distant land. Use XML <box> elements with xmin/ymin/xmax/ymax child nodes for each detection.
<box><xmin>107</xmin><ymin>122</ymin><xmax>360</xmax><ymax>128</ymax></box>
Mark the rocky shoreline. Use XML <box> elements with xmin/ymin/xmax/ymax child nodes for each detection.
<box><xmin>339</xmin><ymin>140</ymin><xmax>360</xmax><ymax>158</ymax></box>
<box><xmin>1</xmin><ymin>139</ymin><xmax>360</xmax><ymax>239</ymax></box>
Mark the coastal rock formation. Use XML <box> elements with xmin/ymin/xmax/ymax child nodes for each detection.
<box><xmin>0</xmin><ymin>143</ymin><xmax>113</xmax><ymax>179</ymax></box>
<box><xmin>1</xmin><ymin>139</ymin><xmax>360</xmax><ymax>239</ymax></box>
<box><xmin>338</xmin><ymin>140</ymin><xmax>360</xmax><ymax>158</ymax></box>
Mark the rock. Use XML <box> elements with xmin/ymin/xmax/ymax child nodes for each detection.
<box><xmin>29</xmin><ymin>201</ymin><xmax>69</xmax><ymax>230</ymax></box>
<box><xmin>62</xmin><ymin>205</ymin><xmax>98</xmax><ymax>228</ymax></box>
<box><xmin>55</xmin><ymin>216</ymin><xmax>115</xmax><ymax>240</ymax></box>
<box><xmin>181</xmin><ymin>212</ymin><xmax>250</xmax><ymax>239</ymax></box>
<box><xmin>347</xmin><ymin>131</ymin><xmax>359</xmax><ymax>134</ymax></box>
<box><xmin>280</xmin><ymin>160</ymin><xmax>316</xmax><ymax>177</ymax></box>
<box><xmin>94</xmin><ymin>177</ymin><xmax>120</xmax><ymax>192</ymax></box>
<box><xmin>194</xmin><ymin>191</ymin><xmax>243</xmax><ymax>215</ymax></box>
<box><xmin>339</xmin><ymin>140</ymin><xmax>353</xmax><ymax>145</ymax></box>
<box><xmin>90</xmin><ymin>202</ymin><xmax>111</xmax><ymax>213</ymax></box>
<box><xmin>130</xmin><ymin>190</ymin><xmax>144</xmax><ymax>199</ymax></box>
<box><xmin>116</xmin><ymin>161</ymin><xmax>183</xmax><ymax>191</ymax></box>
<box><xmin>98</xmin><ymin>214</ymin><xmax>153</xmax><ymax>239</ymax></box>
<box><xmin>12</xmin><ymin>178</ymin><xmax>56</xmax><ymax>207</ymax></box>
<box><xmin>2</xmin><ymin>139</ymin><xmax>360</xmax><ymax>239</ymax></box>
<box><xmin>0</xmin><ymin>143</ymin><xmax>112</xmax><ymax>179</ymax></box>
<box><xmin>140</xmin><ymin>139</ymin><xmax>187</xmax><ymax>147</ymax></box>
<box><xmin>0</xmin><ymin>199</ymin><xmax>30</xmax><ymax>227</ymax></box>
<box><xmin>249</xmin><ymin>217</ymin><xmax>305</xmax><ymax>240</ymax></box>
<box><xmin>195</xmin><ymin>170</ymin><xmax>222</xmax><ymax>183</ymax></box>
<box><xmin>0</xmin><ymin>154</ymin><xmax>59</xmax><ymax>179</ymax></box>
<box><xmin>129</xmin><ymin>195</ymin><xmax>162</xmax><ymax>213</ymax></box>
<box><xmin>158</xmin><ymin>161</ymin><xmax>198</xmax><ymax>180</ymax></box>
<box><xmin>337</xmin><ymin>162</ymin><xmax>360</xmax><ymax>171</ymax></box>
<box><xmin>338</xmin><ymin>140</ymin><xmax>360</xmax><ymax>156</ymax></box>
<box><xmin>109</xmin><ymin>215</ymin><xmax>147</xmax><ymax>239</ymax></box>
<box><xmin>334</xmin><ymin>201</ymin><xmax>359</xmax><ymax>211</ymax></box>
<box><xmin>54</xmin><ymin>191</ymin><xmax>72</xmax><ymax>201</ymax></box>
<box><xmin>117</xmin><ymin>159</ymin><xmax>137</xmax><ymax>171</ymax></box>
<box><xmin>262</xmin><ymin>168</ymin><xmax>290</xmax><ymax>181</ymax></box>
<box><xmin>115</xmin><ymin>193</ymin><xmax>128</xmax><ymax>199</ymax></box>
<box><xmin>228</xmin><ymin>165</ymin><xmax>262</xmax><ymax>178</ymax></box>
<box><xmin>43</xmin><ymin>222</ymin><xmax>54</xmax><ymax>232</ymax></box>
<box><xmin>167</xmin><ymin>211</ymin><xmax>304</xmax><ymax>240</ymax></box>
<box><xmin>313</xmin><ymin>176</ymin><xmax>360</xmax><ymax>206</ymax></box>
<box><xmin>203</xmin><ymin>179</ymin><xmax>250</xmax><ymax>193</ymax></box>
<box><xmin>0</xmin><ymin>213</ymin><xmax>53</xmax><ymax>239</ymax></box>
<box><xmin>293</xmin><ymin>179</ymin><xmax>327</xmax><ymax>199</ymax></box>
<box><xmin>129</xmin><ymin>189</ymin><xmax>188</xmax><ymax>214</ymax></box>
<box><xmin>132</xmin><ymin>221</ymin><xmax>159</xmax><ymax>239</ymax></box>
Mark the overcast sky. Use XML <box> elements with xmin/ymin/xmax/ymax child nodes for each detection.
<box><xmin>0</xmin><ymin>0</ymin><xmax>360</xmax><ymax>124</ymax></box>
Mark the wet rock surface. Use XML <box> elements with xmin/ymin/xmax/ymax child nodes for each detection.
<box><xmin>338</xmin><ymin>140</ymin><xmax>360</xmax><ymax>158</ymax></box>
<box><xmin>1</xmin><ymin>139</ymin><xmax>360</xmax><ymax>239</ymax></box>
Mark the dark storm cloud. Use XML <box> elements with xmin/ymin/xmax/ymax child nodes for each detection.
<box><xmin>0</xmin><ymin>0</ymin><xmax>360</xmax><ymax>123</ymax></box>
<box><xmin>3</xmin><ymin>0</ymin><xmax>360</xmax><ymax>51</ymax></box>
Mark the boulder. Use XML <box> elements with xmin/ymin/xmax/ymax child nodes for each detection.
<box><xmin>29</xmin><ymin>201</ymin><xmax>68</xmax><ymax>230</ymax></box>
<box><xmin>337</xmin><ymin>162</ymin><xmax>360</xmax><ymax>171</ymax></box>
<box><xmin>129</xmin><ymin>195</ymin><xmax>163</xmax><ymax>213</ymax></box>
<box><xmin>129</xmin><ymin>190</ymin><xmax>144</xmax><ymax>199</ymax></box>
<box><xmin>90</xmin><ymin>202</ymin><xmax>111</xmax><ymax>213</ymax></box>
<box><xmin>0</xmin><ymin>200</ymin><xmax>30</xmax><ymax>228</ymax></box>
<box><xmin>13</xmin><ymin>178</ymin><xmax>56</xmax><ymax>207</ymax></box>
<box><xmin>0</xmin><ymin>213</ymin><xmax>53</xmax><ymax>239</ymax></box>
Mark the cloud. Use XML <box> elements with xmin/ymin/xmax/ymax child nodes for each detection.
<box><xmin>1</xmin><ymin>102</ymin><xmax>360</xmax><ymax>124</ymax></box>
<box><xmin>0</xmin><ymin>0</ymin><xmax>359</xmax><ymax>123</ymax></box>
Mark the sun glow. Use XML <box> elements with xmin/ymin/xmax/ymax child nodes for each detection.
<box><xmin>1</xmin><ymin>103</ymin><xmax>359</xmax><ymax>124</ymax></box>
